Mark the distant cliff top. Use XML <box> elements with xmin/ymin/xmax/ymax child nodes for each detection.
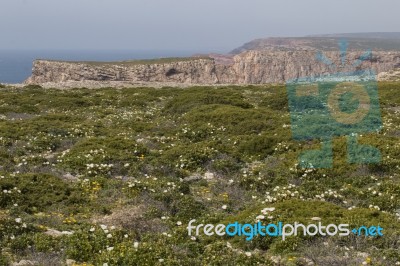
<box><xmin>231</xmin><ymin>32</ymin><xmax>400</xmax><ymax>54</ymax></box>
<box><xmin>38</xmin><ymin>56</ymin><xmax>213</xmax><ymax>66</ymax></box>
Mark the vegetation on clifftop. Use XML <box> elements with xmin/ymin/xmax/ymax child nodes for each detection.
<box><xmin>39</xmin><ymin>56</ymin><xmax>213</xmax><ymax>66</ymax></box>
<box><xmin>0</xmin><ymin>83</ymin><xmax>399</xmax><ymax>265</ymax></box>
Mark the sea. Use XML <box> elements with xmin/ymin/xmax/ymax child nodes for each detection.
<box><xmin>0</xmin><ymin>49</ymin><xmax>204</xmax><ymax>84</ymax></box>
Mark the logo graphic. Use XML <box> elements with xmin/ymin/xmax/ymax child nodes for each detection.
<box><xmin>286</xmin><ymin>40</ymin><xmax>382</xmax><ymax>168</ymax></box>
<box><xmin>187</xmin><ymin>220</ymin><xmax>384</xmax><ymax>241</ymax></box>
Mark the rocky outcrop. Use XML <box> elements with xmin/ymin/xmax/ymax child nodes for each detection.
<box><xmin>230</xmin><ymin>50</ymin><xmax>400</xmax><ymax>83</ymax></box>
<box><xmin>25</xmin><ymin>51</ymin><xmax>400</xmax><ymax>86</ymax></box>
<box><xmin>230</xmin><ymin>36</ymin><xmax>400</xmax><ymax>54</ymax></box>
<box><xmin>25</xmin><ymin>58</ymin><xmax>219</xmax><ymax>84</ymax></box>
<box><xmin>378</xmin><ymin>68</ymin><xmax>400</xmax><ymax>81</ymax></box>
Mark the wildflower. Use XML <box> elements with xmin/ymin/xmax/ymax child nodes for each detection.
<box><xmin>261</xmin><ymin>207</ymin><xmax>275</xmax><ymax>214</ymax></box>
<box><xmin>134</xmin><ymin>242</ymin><xmax>139</xmax><ymax>249</ymax></box>
<box><xmin>256</xmin><ymin>215</ymin><xmax>265</xmax><ymax>221</ymax></box>
<box><xmin>106</xmin><ymin>234</ymin><xmax>112</xmax><ymax>238</ymax></box>
<box><xmin>222</xmin><ymin>205</ymin><xmax>228</xmax><ymax>210</ymax></box>
<box><xmin>15</xmin><ymin>218</ymin><xmax>22</xmax><ymax>223</ymax></box>
<box><xmin>176</xmin><ymin>221</ymin><xmax>182</xmax><ymax>226</ymax></box>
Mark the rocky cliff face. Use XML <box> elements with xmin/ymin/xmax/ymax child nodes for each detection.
<box><xmin>25</xmin><ymin>58</ymin><xmax>219</xmax><ymax>84</ymax></box>
<box><xmin>25</xmin><ymin>51</ymin><xmax>400</xmax><ymax>86</ymax></box>
<box><xmin>230</xmin><ymin>50</ymin><xmax>400</xmax><ymax>83</ymax></box>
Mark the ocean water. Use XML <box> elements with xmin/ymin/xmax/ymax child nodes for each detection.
<box><xmin>0</xmin><ymin>50</ymin><xmax>201</xmax><ymax>84</ymax></box>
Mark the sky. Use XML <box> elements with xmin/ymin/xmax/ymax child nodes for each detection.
<box><xmin>1</xmin><ymin>0</ymin><xmax>400</xmax><ymax>53</ymax></box>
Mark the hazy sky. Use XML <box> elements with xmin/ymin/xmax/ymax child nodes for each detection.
<box><xmin>1</xmin><ymin>0</ymin><xmax>400</xmax><ymax>53</ymax></box>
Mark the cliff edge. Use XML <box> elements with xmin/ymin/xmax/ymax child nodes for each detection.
<box><xmin>25</xmin><ymin>51</ymin><xmax>400</xmax><ymax>86</ymax></box>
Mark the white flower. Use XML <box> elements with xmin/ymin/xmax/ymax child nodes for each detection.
<box><xmin>103</xmin><ymin>263</ymin><xmax>108</xmax><ymax>266</ymax></box>
<box><xmin>191</xmin><ymin>236</ymin><xmax>196</xmax><ymax>241</ymax></box>
<box><xmin>245</xmin><ymin>252</ymin><xmax>252</xmax><ymax>257</ymax></box>
<box><xmin>107</xmin><ymin>247</ymin><xmax>114</xmax><ymax>251</ymax></box>
<box><xmin>15</xmin><ymin>218</ymin><xmax>22</xmax><ymax>223</ymax></box>
<box><xmin>100</xmin><ymin>224</ymin><xmax>107</xmax><ymax>230</ymax></box>
<box><xmin>124</xmin><ymin>234</ymin><xmax>128</xmax><ymax>238</ymax></box>
<box><xmin>256</xmin><ymin>215</ymin><xmax>265</xmax><ymax>221</ymax></box>
<box><xmin>90</xmin><ymin>227</ymin><xmax>95</xmax><ymax>232</ymax></box>
<box><xmin>106</xmin><ymin>234</ymin><xmax>112</xmax><ymax>238</ymax></box>
<box><xmin>222</xmin><ymin>205</ymin><xmax>228</xmax><ymax>210</ymax></box>
<box><xmin>176</xmin><ymin>221</ymin><xmax>182</xmax><ymax>226</ymax></box>
<box><xmin>261</xmin><ymin>207</ymin><xmax>276</xmax><ymax>214</ymax></box>
<box><xmin>134</xmin><ymin>242</ymin><xmax>139</xmax><ymax>248</ymax></box>
<box><xmin>159</xmin><ymin>259</ymin><xmax>164</xmax><ymax>262</ymax></box>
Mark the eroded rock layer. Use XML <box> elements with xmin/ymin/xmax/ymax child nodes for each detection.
<box><xmin>25</xmin><ymin>51</ymin><xmax>400</xmax><ymax>85</ymax></box>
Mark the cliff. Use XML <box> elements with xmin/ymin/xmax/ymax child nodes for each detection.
<box><xmin>25</xmin><ymin>57</ymin><xmax>219</xmax><ymax>84</ymax></box>
<box><xmin>25</xmin><ymin>51</ymin><xmax>400</xmax><ymax>86</ymax></box>
<box><xmin>230</xmin><ymin>50</ymin><xmax>400</xmax><ymax>83</ymax></box>
<box><xmin>230</xmin><ymin>36</ymin><xmax>400</xmax><ymax>54</ymax></box>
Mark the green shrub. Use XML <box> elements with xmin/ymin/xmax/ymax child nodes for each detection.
<box><xmin>164</xmin><ymin>87</ymin><xmax>252</xmax><ymax>114</ymax></box>
<box><xmin>259</xmin><ymin>88</ymin><xmax>289</xmax><ymax>111</ymax></box>
<box><xmin>0</xmin><ymin>173</ymin><xmax>85</xmax><ymax>213</ymax></box>
<box><xmin>183</xmin><ymin>105</ymin><xmax>279</xmax><ymax>135</ymax></box>
<box><xmin>171</xmin><ymin>196</ymin><xmax>206</xmax><ymax>221</ymax></box>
